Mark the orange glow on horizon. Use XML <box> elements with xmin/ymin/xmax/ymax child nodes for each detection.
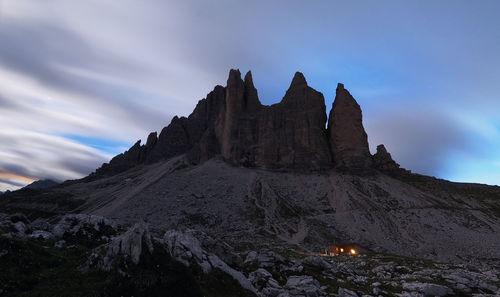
<box><xmin>0</xmin><ymin>173</ymin><xmax>37</xmax><ymax>183</ymax></box>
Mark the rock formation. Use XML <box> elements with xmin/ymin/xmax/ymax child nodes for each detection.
<box><xmin>24</xmin><ymin>179</ymin><xmax>59</xmax><ymax>190</ymax></box>
<box><xmin>328</xmin><ymin>83</ymin><xmax>372</xmax><ymax>172</ymax></box>
<box><xmin>372</xmin><ymin>144</ymin><xmax>409</xmax><ymax>175</ymax></box>
<box><xmin>93</xmin><ymin>69</ymin><xmax>404</xmax><ymax>177</ymax></box>
<box><xmin>218</xmin><ymin>70</ymin><xmax>331</xmax><ymax>169</ymax></box>
<box><xmin>253</xmin><ymin>72</ymin><xmax>331</xmax><ymax>169</ymax></box>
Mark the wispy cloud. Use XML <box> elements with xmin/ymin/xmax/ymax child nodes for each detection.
<box><xmin>0</xmin><ymin>129</ymin><xmax>111</xmax><ymax>191</ymax></box>
<box><xmin>0</xmin><ymin>0</ymin><xmax>499</xmax><ymax>188</ymax></box>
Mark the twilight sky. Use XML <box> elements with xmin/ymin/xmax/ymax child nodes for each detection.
<box><xmin>0</xmin><ymin>0</ymin><xmax>499</xmax><ymax>190</ymax></box>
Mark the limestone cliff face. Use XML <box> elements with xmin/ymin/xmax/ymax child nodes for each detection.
<box><xmin>328</xmin><ymin>83</ymin><xmax>372</xmax><ymax>172</ymax></box>
<box><xmin>218</xmin><ymin>71</ymin><xmax>331</xmax><ymax>169</ymax></box>
<box><xmin>253</xmin><ymin>72</ymin><xmax>331</xmax><ymax>169</ymax></box>
<box><xmin>94</xmin><ymin>85</ymin><xmax>226</xmax><ymax>176</ymax></box>
<box><xmin>94</xmin><ymin>69</ymin><xmax>400</xmax><ymax>177</ymax></box>
<box><xmin>218</xmin><ymin>69</ymin><xmax>261</xmax><ymax>165</ymax></box>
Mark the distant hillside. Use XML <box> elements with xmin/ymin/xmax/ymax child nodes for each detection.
<box><xmin>24</xmin><ymin>179</ymin><xmax>59</xmax><ymax>190</ymax></box>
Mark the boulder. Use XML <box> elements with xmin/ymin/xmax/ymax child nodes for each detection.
<box><xmin>402</xmin><ymin>282</ymin><xmax>453</xmax><ymax>296</ymax></box>
<box><xmin>338</xmin><ymin>287</ymin><xmax>359</xmax><ymax>297</ymax></box>
<box><xmin>283</xmin><ymin>275</ymin><xmax>323</xmax><ymax>297</ymax></box>
<box><xmin>256</xmin><ymin>250</ymin><xmax>286</xmax><ymax>268</ymax></box>
<box><xmin>28</xmin><ymin>230</ymin><xmax>54</xmax><ymax>240</ymax></box>
<box><xmin>87</xmin><ymin>222</ymin><xmax>153</xmax><ymax>271</ymax></box>
<box><xmin>162</xmin><ymin>230</ymin><xmax>256</xmax><ymax>293</ymax></box>
<box><xmin>52</xmin><ymin>214</ymin><xmax>117</xmax><ymax>239</ymax></box>
<box><xmin>249</xmin><ymin>268</ymin><xmax>274</xmax><ymax>290</ymax></box>
<box><xmin>13</xmin><ymin>221</ymin><xmax>27</xmax><ymax>235</ymax></box>
<box><xmin>163</xmin><ymin>230</ymin><xmax>206</xmax><ymax>268</ymax></box>
<box><xmin>244</xmin><ymin>250</ymin><xmax>258</xmax><ymax>264</ymax></box>
<box><xmin>301</xmin><ymin>255</ymin><xmax>332</xmax><ymax>270</ymax></box>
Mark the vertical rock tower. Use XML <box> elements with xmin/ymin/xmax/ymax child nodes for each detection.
<box><xmin>328</xmin><ymin>83</ymin><xmax>372</xmax><ymax>171</ymax></box>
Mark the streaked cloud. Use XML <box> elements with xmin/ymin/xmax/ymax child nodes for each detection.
<box><xmin>0</xmin><ymin>0</ymin><xmax>499</xmax><ymax>188</ymax></box>
<box><xmin>0</xmin><ymin>129</ymin><xmax>111</xmax><ymax>190</ymax></box>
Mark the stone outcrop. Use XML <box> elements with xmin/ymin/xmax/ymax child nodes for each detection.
<box><xmin>52</xmin><ymin>214</ymin><xmax>118</xmax><ymax>239</ymax></box>
<box><xmin>372</xmin><ymin>144</ymin><xmax>410</xmax><ymax>175</ymax></box>
<box><xmin>162</xmin><ymin>230</ymin><xmax>256</xmax><ymax>293</ymax></box>
<box><xmin>328</xmin><ymin>83</ymin><xmax>372</xmax><ymax>172</ymax></box>
<box><xmin>87</xmin><ymin>222</ymin><xmax>153</xmax><ymax>271</ymax></box>
<box><xmin>93</xmin><ymin>85</ymin><xmax>226</xmax><ymax>176</ymax></box>
<box><xmin>93</xmin><ymin>69</ymin><xmax>404</xmax><ymax>177</ymax></box>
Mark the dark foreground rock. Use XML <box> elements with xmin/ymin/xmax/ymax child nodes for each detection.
<box><xmin>1</xmin><ymin>216</ymin><xmax>499</xmax><ymax>297</ymax></box>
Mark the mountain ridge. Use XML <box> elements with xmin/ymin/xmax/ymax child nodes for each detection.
<box><xmin>48</xmin><ymin>70</ymin><xmax>497</xmax><ymax>263</ymax></box>
<box><xmin>91</xmin><ymin>69</ymin><xmax>403</xmax><ymax>178</ymax></box>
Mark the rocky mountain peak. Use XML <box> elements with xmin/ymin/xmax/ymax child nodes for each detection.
<box><xmin>376</xmin><ymin>144</ymin><xmax>389</xmax><ymax>155</ymax></box>
<box><xmin>227</xmin><ymin>68</ymin><xmax>243</xmax><ymax>87</ymax></box>
<box><xmin>145</xmin><ymin>132</ymin><xmax>157</xmax><ymax>148</ymax></box>
<box><xmin>289</xmin><ymin>71</ymin><xmax>307</xmax><ymax>87</ymax></box>
<box><xmin>93</xmin><ymin>70</ymin><xmax>407</xmax><ymax>177</ymax></box>
<box><xmin>243</xmin><ymin>70</ymin><xmax>254</xmax><ymax>87</ymax></box>
<box><xmin>328</xmin><ymin>82</ymin><xmax>372</xmax><ymax>172</ymax></box>
<box><xmin>243</xmin><ymin>70</ymin><xmax>261</xmax><ymax>112</ymax></box>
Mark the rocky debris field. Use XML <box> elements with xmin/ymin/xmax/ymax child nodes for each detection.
<box><xmin>0</xmin><ymin>213</ymin><xmax>498</xmax><ymax>297</ymax></box>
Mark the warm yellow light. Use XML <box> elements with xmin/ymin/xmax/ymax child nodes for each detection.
<box><xmin>350</xmin><ymin>249</ymin><xmax>356</xmax><ymax>255</ymax></box>
<box><xmin>340</xmin><ymin>248</ymin><xmax>344</xmax><ymax>252</ymax></box>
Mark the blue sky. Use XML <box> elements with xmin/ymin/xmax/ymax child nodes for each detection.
<box><xmin>0</xmin><ymin>0</ymin><xmax>499</xmax><ymax>190</ymax></box>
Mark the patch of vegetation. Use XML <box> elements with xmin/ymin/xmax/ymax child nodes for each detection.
<box><xmin>61</xmin><ymin>222</ymin><xmax>120</xmax><ymax>249</ymax></box>
<box><xmin>0</xmin><ymin>189</ymin><xmax>84</xmax><ymax>220</ymax></box>
<box><xmin>199</xmin><ymin>268</ymin><xmax>256</xmax><ymax>297</ymax></box>
<box><xmin>102</xmin><ymin>242</ymin><xmax>205</xmax><ymax>297</ymax></box>
<box><xmin>0</xmin><ymin>236</ymin><xmax>106</xmax><ymax>297</ymax></box>
<box><xmin>0</xmin><ymin>235</ymin><xmax>257</xmax><ymax>297</ymax></box>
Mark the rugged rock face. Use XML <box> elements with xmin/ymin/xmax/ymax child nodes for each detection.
<box><xmin>162</xmin><ymin>229</ymin><xmax>256</xmax><ymax>293</ymax></box>
<box><xmin>254</xmin><ymin>72</ymin><xmax>331</xmax><ymax>169</ymax></box>
<box><xmin>24</xmin><ymin>179</ymin><xmax>59</xmax><ymax>190</ymax></box>
<box><xmin>93</xmin><ymin>85</ymin><xmax>226</xmax><ymax>176</ymax></box>
<box><xmin>2</xmin><ymin>214</ymin><xmax>498</xmax><ymax>296</ymax></box>
<box><xmin>219</xmin><ymin>70</ymin><xmax>331</xmax><ymax>169</ymax></box>
<box><xmin>87</xmin><ymin>222</ymin><xmax>153</xmax><ymax>271</ymax></box>
<box><xmin>93</xmin><ymin>70</ymin><xmax>392</xmax><ymax>176</ymax></box>
<box><xmin>328</xmin><ymin>83</ymin><xmax>372</xmax><ymax>172</ymax></box>
<box><xmin>217</xmin><ymin>70</ymin><xmax>262</xmax><ymax>166</ymax></box>
<box><xmin>372</xmin><ymin>144</ymin><xmax>409</xmax><ymax>175</ymax></box>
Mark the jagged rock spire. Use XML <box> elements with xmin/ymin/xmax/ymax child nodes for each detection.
<box><xmin>373</xmin><ymin>144</ymin><xmax>408</xmax><ymax>174</ymax></box>
<box><xmin>94</xmin><ymin>70</ymin><xmax>399</xmax><ymax>178</ymax></box>
<box><xmin>243</xmin><ymin>70</ymin><xmax>261</xmax><ymax>112</ymax></box>
<box><xmin>244</xmin><ymin>70</ymin><xmax>254</xmax><ymax>87</ymax></box>
<box><xmin>328</xmin><ymin>83</ymin><xmax>372</xmax><ymax>172</ymax></box>
<box><xmin>289</xmin><ymin>72</ymin><xmax>307</xmax><ymax>87</ymax></box>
